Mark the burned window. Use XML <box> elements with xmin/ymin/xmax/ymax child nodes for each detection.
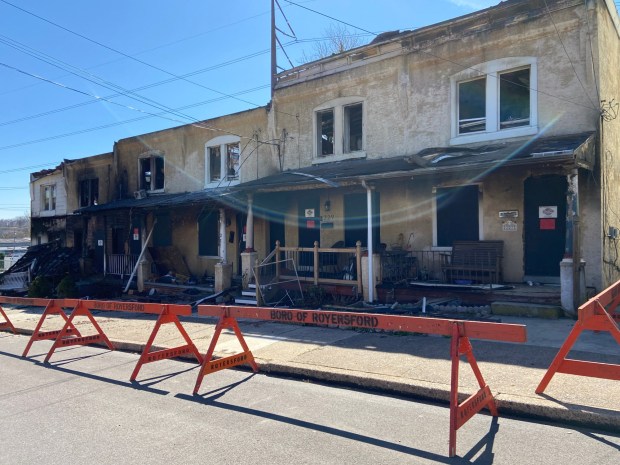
<box><xmin>344</xmin><ymin>103</ymin><xmax>363</xmax><ymax>152</ymax></box>
<box><xmin>198</xmin><ymin>210</ymin><xmax>219</xmax><ymax>256</ymax></box>
<box><xmin>139</xmin><ymin>156</ymin><xmax>164</xmax><ymax>191</ymax></box>
<box><xmin>499</xmin><ymin>68</ymin><xmax>530</xmax><ymax>129</ymax></box>
<box><xmin>205</xmin><ymin>138</ymin><xmax>241</xmax><ymax>186</ymax></box>
<box><xmin>317</xmin><ymin>109</ymin><xmax>334</xmax><ymax>156</ymax></box>
<box><xmin>458</xmin><ymin>77</ymin><xmax>486</xmax><ymax>134</ymax></box>
<box><xmin>42</xmin><ymin>185</ymin><xmax>56</xmax><ymax>211</ymax></box>
<box><xmin>226</xmin><ymin>142</ymin><xmax>240</xmax><ymax>181</ymax></box>
<box><xmin>79</xmin><ymin>178</ymin><xmax>99</xmax><ymax>207</ymax></box>
<box><xmin>208</xmin><ymin>145</ymin><xmax>222</xmax><ymax>183</ymax></box>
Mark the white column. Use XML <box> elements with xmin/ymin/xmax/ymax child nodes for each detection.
<box><xmin>245</xmin><ymin>194</ymin><xmax>254</xmax><ymax>251</ymax></box>
<box><xmin>363</xmin><ymin>181</ymin><xmax>374</xmax><ymax>302</ymax></box>
<box><xmin>219</xmin><ymin>208</ymin><xmax>227</xmax><ymax>263</ymax></box>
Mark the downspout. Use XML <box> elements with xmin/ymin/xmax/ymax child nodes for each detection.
<box><xmin>362</xmin><ymin>180</ymin><xmax>374</xmax><ymax>302</ymax></box>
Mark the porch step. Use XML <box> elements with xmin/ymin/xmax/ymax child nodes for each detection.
<box><xmin>491</xmin><ymin>301</ymin><xmax>564</xmax><ymax>319</ymax></box>
<box><xmin>234</xmin><ymin>296</ymin><xmax>258</xmax><ymax>306</ymax></box>
<box><xmin>242</xmin><ymin>289</ymin><xmax>256</xmax><ymax>297</ymax></box>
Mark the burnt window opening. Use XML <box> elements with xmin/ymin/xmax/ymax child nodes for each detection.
<box><xmin>79</xmin><ymin>178</ymin><xmax>99</xmax><ymax>207</ymax></box>
<box><xmin>458</xmin><ymin>77</ymin><xmax>486</xmax><ymax>134</ymax></box>
<box><xmin>206</xmin><ymin>141</ymin><xmax>240</xmax><ymax>185</ymax></box>
<box><xmin>208</xmin><ymin>146</ymin><xmax>222</xmax><ymax>183</ymax></box>
<box><xmin>140</xmin><ymin>156</ymin><xmax>164</xmax><ymax>191</ymax></box>
<box><xmin>499</xmin><ymin>68</ymin><xmax>530</xmax><ymax>129</ymax></box>
<box><xmin>226</xmin><ymin>143</ymin><xmax>240</xmax><ymax>181</ymax></box>
<box><xmin>317</xmin><ymin>108</ymin><xmax>334</xmax><ymax>156</ymax></box>
<box><xmin>344</xmin><ymin>103</ymin><xmax>363</xmax><ymax>153</ymax></box>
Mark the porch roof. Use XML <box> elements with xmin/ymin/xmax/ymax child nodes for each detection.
<box><xmin>235</xmin><ymin>132</ymin><xmax>595</xmax><ymax>192</ymax></box>
<box><xmin>77</xmin><ymin>187</ymin><xmax>241</xmax><ymax>214</ymax></box>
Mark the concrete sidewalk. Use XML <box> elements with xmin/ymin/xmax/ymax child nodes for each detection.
<box><xmin>1</xmin><ymin>304</ymin><xmax>618</xmax><ymax>432</ymax></box>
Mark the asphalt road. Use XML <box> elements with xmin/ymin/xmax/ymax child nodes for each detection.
<box><xmin>0</xmin><ymin>333</ymin><xmax>618</xmax><ymax>465</ymax></box>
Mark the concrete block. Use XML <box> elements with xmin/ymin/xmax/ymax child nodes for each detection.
<box><xmin>491</xmin><ymin>301</ymin><xmax>564</xmax><ymax>319</ymax></box>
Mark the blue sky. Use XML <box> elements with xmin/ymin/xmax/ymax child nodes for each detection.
<box><xmin>0</xmin><ymin>0</ymin><xmax>497</xmax><ymax>220</ymax></box>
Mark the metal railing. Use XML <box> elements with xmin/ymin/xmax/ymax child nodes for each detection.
<box><xmin>106</xmin><ymin>254</ymin><xmax>139</xmax><ymax>278</ymax></box>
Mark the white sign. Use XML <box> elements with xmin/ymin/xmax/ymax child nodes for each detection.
<box><xmin>97</xmin><ymin>240</ymin><xmax>103</xmax><ymax>246</ymax></box>
<box><xmin>539</xmin><ymin>206</ymin><xmax>558</xmax><ymax>218</ymax></box>
<box><xmin>502</xmin><ymin>220</ymin><xmax>518</xmax><ymax>232</ymax></box>
<box><xmin>304</xmin><ymin>208</ymin><xmax>315</xmax><ymax>218</ymax></box>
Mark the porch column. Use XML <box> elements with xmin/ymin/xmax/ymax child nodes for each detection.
<box><xmin>560</xmin><ymin>169</ymin><xmax>585</xmax><ymax>315</ymax></box>
<box><xmin>362</xmin><ymin>180</ymin><xmax>375</xmax><ymax>302</ymax></box>
<box><xmin>245</xmin><ymin>194</ymin><xmax>255</xmax><ymax>252</ymax></box>
<box><xmin>215</xmin><ymin>208</ymin><xmax>232</xmax><ymax>292</ymax></box>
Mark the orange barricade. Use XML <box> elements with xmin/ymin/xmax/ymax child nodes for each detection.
<box><xmin>197</xmin><ymin>305</ymin><xmax>526</xmax><ymax>458</ymax></box>
<box><xmin>536</xmin><ymin>280</ymin><xmax>620</xmax><ymax>394</ymax></box>
<box><xmin>43</xmin><ymin>300</ymin><xmax>203</xmax><ymax>378</ymax></box>
<box><xmin>6</xmin><ymin>297</ymin><xmax>84</xmax><ymax>357</ymax></box>
<box><xmin>0</xmin><ymin>297</ymin><xmax>18</xmax><ymax>334</ymax></box>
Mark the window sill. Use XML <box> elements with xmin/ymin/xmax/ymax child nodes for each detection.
<box><xmin>147</xmin><ymin>189</ymin><xmax>165</xmax><ymax>195</ymax></box>
<box><xmin>313</xmin><ymin>151</ymin><xmax>366</xmax><ymax>165</ymax></box>
<box><xmin>204</xmin><ymin>180</ymin><xmax>240</xmax><ymax>189</ymax></box>
<box><xmin>450</xmin><ymin>126</ymin><xmax>537</xmax><ymax>146</ymax></box>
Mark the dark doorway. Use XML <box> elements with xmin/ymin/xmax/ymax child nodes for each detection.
<box><xmin>524</xmin><ymin>175</ymin><xmax>567</xmax><ymax>278</ymax></box>
<box><xmin>344</xmin><ymin>192</ymin><xmax>380</xmax><ymax>248</ymax></box>
<box><xmin>436</xmin><ymin>185</ymin><xmax>479</xmax><ymax>247</ymax></box>
<box><xmin>298</xmin><ymin>195</ymin><xmax>321</xmax><ymax>247</ymax></box>
<box><xmin>269</xmin><ymin>213</ymin><xmax>286</xmax><ymax>249</ymax></box>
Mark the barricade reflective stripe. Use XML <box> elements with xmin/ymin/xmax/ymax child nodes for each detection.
<box><xmin>536</xmin><ymin>279</ymin><xmax>620</xmax><ymax>394</ymax></box>
<box><xmin>21</xmin><ymin>300</ymin><xmax>82</xmax><ymax>357</ymax></box>
<box><xmin>197</xmin><ymin>304</ymin><xmax>526</xmax><ymax>457</ymax></box>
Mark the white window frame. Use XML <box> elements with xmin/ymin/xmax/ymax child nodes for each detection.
<box><xmin>450</xmin><ymin>57</ymin><xmax>538</xmax><ymax>145</ymax></box>
<box><xmin>313</xmin><ymin>97</ymin><xmax>366</xmax><ymax>164</ymax></box>
<box><xmin>42</xmin><ymin>184</ymin><xmax>56</xmax><ymax>211</ymax></box>
<box><xmin>205</xmin><ymin>135</ymin><xmax>241</xmax><ymax>188</ymax></box>
<box><xmin>138</xmin><ymin>151</ymin><xmax>165</xmax><ymax>193</ymax></box>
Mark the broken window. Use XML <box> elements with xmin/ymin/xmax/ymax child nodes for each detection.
<box><xmin>344</xmin><ymin>103</ymin><xmax>363</xmax><ymax>152</ymax></box>
<box><xmin>79</xmin><ymin>178</ymin><xmax>99</xmax><ymax>207</ymax></box>
<box><xmin>205</xmin><ymin>138</ymin><xmax>241</xmax><ymax>186</ymax></box>
<box><xmin>317</xmin><ymin>109</ymin><xmax>334</xmax><ymax>156</ymax></box>
<box><xmin>42</xmin><ymin>185</ymin><xmax>56</xmax><ymax>211</ymax></box>
<box><xmin>139</xmin><ymin>156</ymin><xmax>164</xmax><ymax>191</ymax></box>
<box><xmin>458</xmin><ymin>77</ymin><xmax>486</xmax><ymax>134</ymax></box>
<box><xmin>499</xmin><ymin>68</ymin><xmax>530</xmax><ymax>129</ymax></box>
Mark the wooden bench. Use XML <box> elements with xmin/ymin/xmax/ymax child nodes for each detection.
<box><xmin>442</xmin><ymin>240</ymin><xmax>504</xmax><ymax>284</ymax></box>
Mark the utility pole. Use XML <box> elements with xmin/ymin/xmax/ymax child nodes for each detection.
<box><xmin>271</xmin><ymin>0</ymin><xmax>276</xmax><ymax>98</ymax></box>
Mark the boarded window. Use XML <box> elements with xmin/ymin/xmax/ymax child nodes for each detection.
<box><xmin>436</xmin><ymin>185</ymin><xmax>479</xmax><ymax>247</ymax></box>
<box><xmin>153</xmin><ymin>212</ymin><xmax>172</xmax><ymax>247</ymax></box>
<box><xmin>198</xmin><ymin>210</ymin><xmax>219</xmax><ymax>256</ymax></box>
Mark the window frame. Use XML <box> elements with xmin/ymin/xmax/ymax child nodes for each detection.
<box><xmin>205</xmin><ymin>135</ymin><xmax>241</xmax><ymax>188</ymax></box>
<box><xmin>138</xmin><ymin>152</ymin><xmax>165</xmax><ymax>193</ymax></box>
<box><xmin>432</xmin><ymin>184</ymin><xmax>483</xmax><ymax>248</ymax></box>
<box><xmin>313</xmin><ymin>97</ymin><xmax>366</xmax><ymax>164</ymax></box>
<box><xmin>42</xmin><ymin>184</ymin><xmax>57</xmax><ymax>211</ymax></box>
<box><xmin>79</xmin><ymin>178</ymin><xmax>99</xmax><ymax>207</ymax></box>
<box><xmin>450</xmin><ymin>57</ymin><xmax>537</xmax><ymax>145</ymax></box>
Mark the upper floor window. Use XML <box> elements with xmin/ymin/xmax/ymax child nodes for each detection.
<box><xmin>314</xmin><ymin>98</ymin><xmax>366</xmax><ymax>163</ymax></box>
<box><xmin>79</xmin><ymin>178</ymin><xmax>98</xmax><ymax>207</ymax></box>
<box><xmin>205</xmin><ymin>136</ymin><xmax>240</xmax><ymax>187</ymax></box>
<box><xmin>139</xmin><ymin>155</ymin><xmax>164</xmax><ymax>192</ymax></box>
<box><xmin>451</xmin><ymin>58</ymin><xmax>537</xmax><ymax>145</ymax></box>
<box><xmin>42</xmin><ymin>184</ymin><xmax>56</xmax><ymax>211</ymax></box>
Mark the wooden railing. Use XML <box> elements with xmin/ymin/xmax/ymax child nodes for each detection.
<box><xmin>272</xmin><ymin>240</ymin><xmax>364</xmax><ymax>291</ymax></box>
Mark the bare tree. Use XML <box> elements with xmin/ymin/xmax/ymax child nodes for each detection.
<box><xmin>299</xmin><ymin>23</ymin><xmax>364</xmax><ymax>63</ymax></box>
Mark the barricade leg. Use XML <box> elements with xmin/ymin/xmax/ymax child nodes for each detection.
<box><xmin>0</xmin><ymin>305</ymin><xmax>16</xmax><ymax>334</ymax></box>
<box><xmin>449</xmin><ymin>323</ymin><xmax>498</xmax><ymax>458</ymax></box>
<box><xmin>193</xmin><ymin>314</ymin><xmax>258</xmax><ymax>395</ymax></box>
<box><xmin>22</xmin><ymin>300</ymin><xmax>82</xmax><ymax>357</ymax></box>
<box><xmin>130</xmin><ymin>307</ymin><xmax>203</xmax><ymax>381</ymax></box>
<box><xmin>536</xmin><ymin>301</ymin><xmax>620</xmax><ymax>394</ymax></box>
<box><xmin>44</xmin><ymin>301</ymin><xmax>114</xmax><ymax>363</ymax></box>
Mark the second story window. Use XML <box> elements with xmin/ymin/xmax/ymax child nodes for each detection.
<box><xmin>205</xmin><ymin>136</ymin><xmax>241</xmax><ymax>187</ymax></box>
<box><xmin>451</xmin><ymin>58</ymin><xmax>537</xmax><ymax>145</ymax></box>
<box><xmin>42</xmin><ymin>185</ymin><xmax>56</xmax><ymax>211</ymax></box>
<box><xmin>314</xmin><ymin>98</ymin><xmax>365</xmax><ymax>162</ymax></box>
<box><xmin>79</xmin><ymin>178</ymin><xmax>99</xmax><ymax>207</ymax></box>
<box><xmin>139</xmin><ymin>155</ymin><xmax>164</xmax><ymax>192</ymax></box>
